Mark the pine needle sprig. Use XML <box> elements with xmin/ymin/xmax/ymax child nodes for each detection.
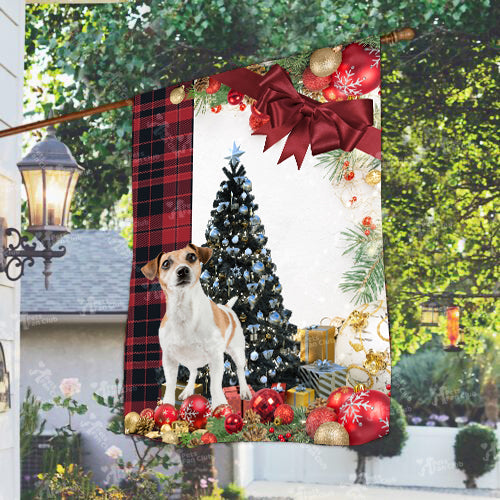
<box><xmin>274</xmin><ymin>50</ymin><xmax>312</xmax><ymax>85</ymax></box>
<box><xmin>188</xmin><ymin>84</ymin><xmax>231</xmax><ymax>115</ymax></box>
<box><xmin>339</xmin><ymin>223</ymin><xmax>385</xmax><ymax>305</ymax></box>
<box><xmin>357</xmin><ymin>35</ymin><xmax>381</xmax><ymax>49</ymax></box>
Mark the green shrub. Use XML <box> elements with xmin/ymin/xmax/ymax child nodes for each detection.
<box><xmin>454</xmin><ymin>423</ymin><xmax>498</xmax><ymax>488</ymax></box>
<box><xmin>222</xmin><ymin>482</ymin><xmax>247</xmax><ymax>499</ymax></box>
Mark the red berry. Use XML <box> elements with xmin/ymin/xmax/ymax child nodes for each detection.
<box><xmin>211</xmin><ymin>105</ymin><xmax>222</xmax><ymax>113</ymax></box>
<box><xmin>364</xmin><ymin>229</ymin><xmax>370</xmax><ymax>236</ymax></box>
<box><xmin>278</xmin><ymin>434</ymin><xmax>284</xmax><ymax>440</ymax></box>
<box><xmin>227</xmin><ymin>88</ymin><xmax>244</xmax><ymax>105</ymax></box>
<box><xmin>371</xmin><ymin>224</ymin><xmax>377</xmax><ymax>230</ymax></box>
<box><xmin>386</xmin><ymin>384</ymin><xmax>391</xmax><ymax>390</ymax></box>
<box><xmin>344</xmin><ymin>171</ymin><xmax>355</xmax><ymax>181</ymax></box>
<box><xmin>285</xmin><ymin>432</ymin><xmax>292</xmax><ymax>439</ymax></box>
<box><xmin>269</xmin><ymin>427</ymin><xmax>274</xmax><ymax>433</ymax></box>
<box><xmin>344</xmin><ymin>161</ymin><xmax>350</xmax><ymax>167</ymax></box>
<box><xmin>352</xmin><ymin>196</ymin><xmax>357</xmax><ymax>202</ymax></box>
<box><xmin>302</xmin><ymin>66</ymin><xmax>331</xmax><ymax>91</ymax></box>
<box><xmin>362</xmin><ymin>216</ymin><xmax>373</xmax><ymax>227</ymax></box>
<box><xmin>239</xmin><ymin>103</ymin><xmax>247</xmax><ymax>111</ymax></box>
<box><xmin>387</xmin><ymin>392</ymin><xmax>391</xmax><ymax>397</ymax></box>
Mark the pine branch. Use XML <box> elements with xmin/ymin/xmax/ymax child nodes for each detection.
<box><xmin>188</xmin><ymin>84</ymin><xmax>231</xmax><ymax>115</ymax></box>
<box><xmin>274</xmin><ymin>50</ymin><xmax>312</xmax><ymax>85</ymax></box>
<box><xmin>357</xmin><ymin>35</ymin><xmax>381</xmax><ymax>49</ymax></box>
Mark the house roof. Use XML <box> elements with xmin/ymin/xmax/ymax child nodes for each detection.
<box><xmin>21</xmin><ymin>230</ymin><xmax>132</xmax><ymax>314</ymax></box>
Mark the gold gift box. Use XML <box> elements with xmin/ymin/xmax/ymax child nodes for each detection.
<box><xmin>297</xmin><ymin>324</ymin><xmax>337</xmax><ymax>363</ymax></box>
<box><xmin>160</xmin><ymin>381</ymin><xmax>203</xmax><ymax>409</ymax></box>
<box><xmin>285</xmin><ymin>386</ymin><xmax>315</xmax><ymax>407</ymax></box>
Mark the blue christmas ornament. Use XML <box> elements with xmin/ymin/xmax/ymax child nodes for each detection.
<box><xmin>276</xmin><ymin>356</ymin><xmax>283</xmax><ymax>365</ymax></box>
<box><xmin>242</xmin><ymin>178</ymin><xmax>252</xmax><ymax>192</ymax></box>
<box><xmin>269</xmin><ymin>311</ymin><xmax>281</xmax><ymax>324</ymax></box>
<box><xmin>245</xmin><ymin>369</ymin><xmax>251</xmax><ymax>377</ymax></box>
<box><xmin>269</xmin><ymin>370</ymin><xmax>276</xmax><ymax>378</ymax></box>
<box><xmin>256</xmin><ymin>234</ymin><xmax>266</xmax><ymax>244</ymax></box>
<box><xmin>275</xmin><ymin>283</ymin><xmax>282</xmax><ymax>292</ymax></box>
<box><xmin>250</xmin><ymin>351</ymin><xmax>258</xmax><ymax>361</ymax></box>
<box><xmin>247</xmin><ymin>324</ymin><xmax>260</xmax><ymax>334</ymax></box>
<box><xmin>232</xmin><ymin>235</ymin><xmax>239</xmax><ymax>244</ymax></box>
<box><xmin>261</xmin><ymin>248</ymin><xmax>267</xmax><ymax>255</ymax></box>
<box><xmin>257</xmin><ymin>311</ymin><xmax>264</xmax><ymax>320</ymax></box>
<box><xmin>224</xmin><ymin>220</ymin><xmax>230</xmax><ymax>227</ymax></box>
<box><xmin>241</xmin><ymin>192</ymin><xmax>248</xmax><ymax>200</ymax></box>
<box><xmin>200</xmin><ymin>270</ymin><xmax>211</xmax><ymax>281</ymax></box>
<box><xmin>244</xmin><ymin>248</ymin><xmax>252</xmax><ymax>256</ymax></box>
<box><xmin>239</xmin><ymin>205</ymin><xmax>249</xmax><ymax>215</ymax></box>
<box><xmin>233</xmin><ymin>247</ymin><xmax>240</xmax><ymax>255</ymax></box>
<box><xmin>250</xmin><ymin>215</ymin><xmax>260</xmax><ymax>225</ymax></box>
<box><xmin>209</xmin><ymin>228</ymin><xmax>220</xmax><ymax>239</ymax></box>
<box><xmin>222</xmin><ymin>238</ymin><xmax>229</xmax><ymax>247</ymax></box>
<box><xmin>260</xmin><ymin>375</ymin><xmax>268</xmax><ymax>384</ymax></box>
<box><xmin>259</xmin><ymin>278</ymin><xmax>266</xmax><ymax>287</ymax></box>
<box><xmin>213</xmin><ymin>280</ymin><xmax>219</xmax><ymax>289</ymax></box>
<box><xmin>269</xmin><ymin>299</ymin><xmax>279</xmax><ymax>308</ymax></box>
<box><xmin>224</xmin><ymin>360</ymin><xmax>232</xmax><ymax>369</ymax></box>
<box><xmin>263</xmin><ymin>349</ymin><xmax>274</xmax><ymax>360</ymax></box>
<box><xmin>253</xmin><ymin>261</ymin><xmax>264</xmax><ymax>273</ymax></box>
<box><xmin>243</xmin><ymin>270</ymin><xmax>251</xmax><ymax>281</ymax></box>
<box><xmin>248</xmin><ymin>295</ymin><xmax>257</xmax><ymax>309</ymax></box>
<box><xmin>247</xmin><ymin>283</ymin><xmax>258</xmax><ymax>293</ymax></box>
<box><xmin>218</xmin><ymin>257</ymin><xmax>223</xmax><ymax>263</ymax></box>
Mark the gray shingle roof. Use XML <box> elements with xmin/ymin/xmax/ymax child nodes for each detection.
<box><xmin>21</xmin><ymin>230</ymin><xmax>132</xmax><ymax>314</ymax></box>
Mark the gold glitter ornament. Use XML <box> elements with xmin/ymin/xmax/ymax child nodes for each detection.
<box><xmin>124</xmin><ymin>411</ymin><xmax>140</xmax><ymax>434</ymax></box>
<box><xmin>309</xmin><ymin>46</ymin><xmax>343</xmax><ymax>77</ymax></box>
<box><xmin>171</xmin><ymin>420</ymin><xmax>189</xmax><ymax>435</ymax></box>
<box><xmin>170</xmin><ymin>85</ymin><xmax>185</xmax><ymax>105</ymax></box>
<box><xmin>161</xmin><ymin>430</ymin><xmax>179</xmax><ymax>444</ymax></box>
<box><xmin>145</xmin><ymin>431</ymin><xmax>161</xmax><ymax>439</ymax></box>
<box><xmin>314</xmin><ymin>422</ymin><xmax>350</xmax><ymax>446</ymax></box>
<box><xmin>273</xmin><ymin>416</ymin><xmax>283</xmax><ymax>426</ymax></box>
<box><xmin>353</xmin><ymin>383</ymin><xmax>366</xmax><ymax>393</ymax></box>
<box><xmin>349</xmin><ymin>310</ymin><xmax>369</xmax><ymax>332</ymax></box>
<box><xmin>365</xmin><ymin>170</ymin><xmax>382</xmax><ymax>186</ymax></box>
<box><xmin>364</xmin><ymin>349</ymin><xmax>388</xmax><ymax>375</ymax></box>
<box><xmin>160</xmin><ymin>423</ymin><xmax>172</xmax><ymax>434</ymax></box>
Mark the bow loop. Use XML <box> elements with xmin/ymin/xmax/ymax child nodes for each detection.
<box><xmin>252</xmin><ymin>65</ymin><xmax>374</xmax><ymax>168</ymax></box>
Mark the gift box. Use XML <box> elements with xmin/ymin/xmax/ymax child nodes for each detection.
<box><xmin>223</xmin><ymin>385</ymin><xmax>255</xmax><ymax>414</ymax></box>
<box><xmin>160</xmin><ymin>381</ymin><xmax>203</xmax><ymax>409</ymax></box>
<box><xmin>285</xmin><ymin>385</ymin><xmax>315</xmax><ymax>407</ymax></box>
<box><xmin>271</xmin><ymin>382</ymin><xmax>287</xmax><ymax>395</ymax></box>
<box><xmin>297</xmin><ymin>321</ymin><xmax>337</xmax><ymax>363</ymax></box>
<box><xmin>298</xmin><ymin>360</ymin><xmax>347</xmax><ymax>399</ymax></box>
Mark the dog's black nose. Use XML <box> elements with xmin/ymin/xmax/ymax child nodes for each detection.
<box><xmin>177</xmin><ymin>266</ymin><xmax>189</xmax><ymax>278</ymax></box>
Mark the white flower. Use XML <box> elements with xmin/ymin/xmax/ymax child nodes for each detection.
<box><xmin>59</xmin><ymin>378</ymin><xmax>81</xmax><ymax>398</ymax></box>
<box><xmin>105</xmin><ymin>445</ymin><xmax>123</xmax><ymax>460</ymax></box>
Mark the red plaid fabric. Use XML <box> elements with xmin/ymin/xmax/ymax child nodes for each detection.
<box><xmin>124</xmin><ymin>84</ymin><xmax>194</xmax><ymax>414</ymax></box>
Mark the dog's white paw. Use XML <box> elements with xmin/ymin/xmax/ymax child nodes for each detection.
<box><xmin>239</xmin><ymin>386</ymin><xmax>253</xmax><ymax>400</ymax></box>
<box><xmin>211</xmin><ymin>395</ymin><xmax>228</xmax><ymax>408</ymax></box>
<box><xmin>178</xmin><ymin>388</ymin><xmax>192</xmax><ymax>401</ymax></box>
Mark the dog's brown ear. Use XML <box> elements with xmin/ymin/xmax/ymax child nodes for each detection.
<box><xmin>141</xmin><ymin>253</ymin><xmax>163</xmax><ymax>280</ymax></box>
<box><xmin>189</xmin><ymin>244</ymin><xmax>212</xmax><ymax>264</ymax></box>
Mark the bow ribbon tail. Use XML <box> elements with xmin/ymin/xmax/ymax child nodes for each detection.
<box><xmin>277</xmin><ymin>119</ymin><xmax>311</xmax><ymax>168</ymax></box>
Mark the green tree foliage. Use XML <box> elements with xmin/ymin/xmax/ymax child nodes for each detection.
<box><xmin>454</xmin><ymin>423</ymin><xmax>498</xmax><ymax>488</ymax></box>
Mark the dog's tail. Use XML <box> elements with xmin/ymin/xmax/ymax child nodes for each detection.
<box><xmin>226</xmin><ymin>296</ymin><xmax>238</xmax><ymax>309</ymax></box>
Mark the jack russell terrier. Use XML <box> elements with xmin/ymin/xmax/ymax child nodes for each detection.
<box><xmin>141</xmin><ymin>243</ymin><xmax>253</xmax><ymax>408</ymax></box>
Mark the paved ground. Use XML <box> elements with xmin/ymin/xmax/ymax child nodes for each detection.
<box><xmin>245</xmin><ymin>481</ymin><xmax>500</xmax><ymax>500</ymax></box>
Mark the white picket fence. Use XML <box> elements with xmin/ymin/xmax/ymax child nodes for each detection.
<box><xmin>234</xmin><ymin>426</ymin><xmax>500</xmax><ymax>489</ymax></box>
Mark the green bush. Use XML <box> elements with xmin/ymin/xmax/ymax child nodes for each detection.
<box><xmin>222</xmin><ymin>482</ymin><xmax>247</xmax><ymax>499</ymax></box>
<box><xmin>454</xmin><ymin>423</ymin><xmax>498</xmax><ymax>488</ymax></box>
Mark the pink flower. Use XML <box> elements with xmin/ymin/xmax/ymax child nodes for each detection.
<box><xmin>200</xmin><ymin>479</ymin><xmax>208</xmax><ymax>489</ymax></box>
<box><xmin>105</xmin><ymin>445</ymin><xmax>123</xmax><ymax>460</ymax></box>
<box><xmin>59</xmin><ymin>378</ymin><xmax>81</xmax><ymax>398</ymax></box>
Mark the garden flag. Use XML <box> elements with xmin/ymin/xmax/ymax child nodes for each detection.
<box><xmin>124</xmin><ymin>38</ymin><xmax>391</xmax><ymax>447</ymax></box>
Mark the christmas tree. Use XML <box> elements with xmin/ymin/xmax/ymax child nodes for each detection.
<box><xmin>200</xmin><ymin>143</ymin><xmax>300</xmax><ymax>390</ymax></box>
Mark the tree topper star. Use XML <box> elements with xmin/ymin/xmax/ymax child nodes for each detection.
<box><xmin>225</xmin><ymin>142</ymin><xmax>245</xmax><ymax>165</ymax></box>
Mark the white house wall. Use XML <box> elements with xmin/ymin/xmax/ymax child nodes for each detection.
<box><xmin>0</xmin><ymin>1</ymin><xmax>24</xmax><ymax>499</ymax></box>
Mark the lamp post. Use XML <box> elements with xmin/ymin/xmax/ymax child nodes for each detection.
<box><xmin>0</xmin><ymin>126</ymin><xmax>83</xmax><ymax>289</ymax></box>
<box><xmin>444</xmin><ymin>305</ymin><xmax>462</xmax><ymax>351</ymax></box>
<box><xmin>420</xmin><ymin>299</ymin><xmax>440</xmax><ymax>327</ymax></box>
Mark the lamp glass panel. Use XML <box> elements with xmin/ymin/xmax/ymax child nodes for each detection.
<box><xmin>44</xmin><ymin>169</ymin><xmax>72</xmax><ymax>226</ymax></box>
<box><xmin>21</xmin><ymin>169</ymin><xmax>44</xmax><ymax>227</ymax></box>
<box><xmin>62</xmin><ymin>171</ymin><xmax>80</xmax><ymax>226</ymax></box>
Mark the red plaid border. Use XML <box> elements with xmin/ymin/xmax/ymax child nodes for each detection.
<box><xmin>124</xmin><ymin>85</ymin><xmax>194</xmax><ymax>414</ymax></box>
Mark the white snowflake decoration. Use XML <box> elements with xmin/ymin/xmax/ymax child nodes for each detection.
<box><xmin>181</xmin><ymin>399</ymin><xmax>211</xmax><ymax>425</ymax></box>
<box><xmin>333</xmin><ymin>67</ymin><xmax>364</xmax><ymax>96</ymax></box>
<box><xmin>339</xmin><ymin>390</ymin><xmax>374</xmax><ymax>426</ymax></box>
<box><xmin>378</xmin><ymin>416</ymin><xmax>390</xmax><ymax>438</ymax></box>
<box><xmin>364</xmin><ymin>45</ymin><xmax>380</xmax><ymax>69</ymax></box>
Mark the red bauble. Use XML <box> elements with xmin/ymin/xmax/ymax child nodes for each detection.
<box><xmin>362</xmin><ymin>216</ymin><xmax>373</xmax><ymax>227</ymax></box>
<box><xmin>249</xmin><ymin>114</ymin><xmax>270</xmax><ymax>132</ymax></box>
<box><xmin>344</xmin><ymin>171</ymin><xmax>355</xmax><ymax>181</ymax></box>
<box><xmin>224</xmin><ymin>413</ymin><xmax>244</xmax><ymax>434</ymax></box>
<box><xmin>302</xmin><ymin>66</ymin><xmax>331</xmax><ymax>91</ymax></box>
<box><xmin>239</xmin><ymin>103</ymin><xmax>247</xmax><ymax>111</ymax></box>
<box><xmin>201</xmin><ymin>432</ymin><xmax>218</xmax><ymax>444</ymax></box>
<box><xmin>364</xmin><ymin>229</ymin><xmax>371</xmax><ymax>236</ymax></box>
<box><xmin>212</xmin><ymin>404</ymin><xmax>233</xmax><ymax>420</ymax></box>
<box><xmin>179</xmin><ymin>395</ymin><xmax>211</xmax><ymax>430</ymax></box>
<box><xmin>305</xmin><ymin>407</ymin><xmax>337</xmax><ymax>439</ymax></box>
<box><xmin>140</xmin><ymin>408</ymin><xmax>154</xmax><ymax>420</ymax></box>
<box><xmin>338</xmin><ymin>390</ymin><xmax>390</xmax><ymax>445</ymax></box>
<box><xmin>274</xmin><ymin>403</ymin><xmax>294</xmax><ymax>425</ymax></box>
<box><xmin>206</xmin><ymin>77</ymin><xmax>221</xmax><ymax>94</ymax></box>
<box><xmin>322</xmin><ymin>84</ymin><xmax>347</xmax><ymax>102</ymax></box>
<box><xmin>154</xmin><ymin>404</ymin><xmax>178</xmax><ymax>427</ymax></box>
<box><xmin>250</xmin><ymin>389</ymin><xmax>283</xmax><ymax>423</ymax></box>
<box><xmin>327</xmin><ymin>386</ymin><xmax>354</xmax><ymax>412</ymax></box>
<box><xmin>331</xmin><ymin>43</ymin><xmax>380</xmax><ymax>97</ymax></box>
<box><xmin>227</xmin><ymin>89</ymin><xmax>244</xmax><ymax>105</ymax></box>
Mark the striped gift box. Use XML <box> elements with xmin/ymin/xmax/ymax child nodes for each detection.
<box><xmin>298</xmin><ymin>361</ymin><xmax>347</xmax><ymax>399</ymax></box>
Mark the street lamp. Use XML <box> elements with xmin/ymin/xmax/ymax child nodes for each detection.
<box><xmin>0</xmin><ymin>125</ymin><xmax>83</xmax><ymax>289</ymax></box>
<box><xmin>420</xmin><ymin>299</ymin><xmax>440</xmax><ymax>327</ymax></box>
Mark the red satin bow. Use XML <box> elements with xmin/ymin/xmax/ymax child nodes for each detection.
<box><xmin>252</xmin><ymin>65</ymin><xmax>374</xmax><ymax>168</ymax></box>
